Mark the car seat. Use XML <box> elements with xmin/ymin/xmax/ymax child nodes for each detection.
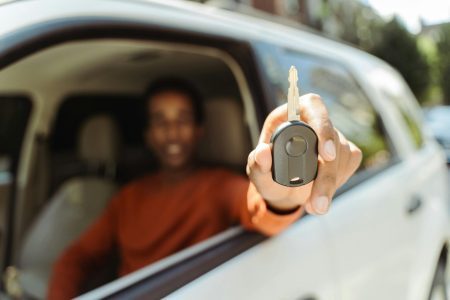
<box><xmin>198</xmin><ymin>97</ymin><xmax>252</xmax><ymax>171</ymax></box>
<box><xmin>15</xmin><ymin>114</ymin><xmax>121</xmax><ymax>299</ymax></box>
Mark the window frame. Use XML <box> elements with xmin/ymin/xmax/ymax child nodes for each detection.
<box><xmin>376</xmin><ymin>75</ymin><xmax>425</xmax><ymax>151</ymax></box>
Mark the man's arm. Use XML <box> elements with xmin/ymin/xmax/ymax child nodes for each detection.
<box><xmin>242</xmin><ymin>94</ymin><xmax>362</xmax><ymax>234</ymax></box>
<box><xmin>47</xmin><ymin>194</ymin><xmax>121</xmax><ymax>300</ymax></box>
<box><xmin>219</xmin><ymin>172</ymin><xmax>304</xmax><ymax>236</ymax></box>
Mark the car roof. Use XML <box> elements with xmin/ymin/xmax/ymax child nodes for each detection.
<box><xmin>0</xmin><ymin>0</ymin><xmax>387</xmax><ymax>73</ymax></box>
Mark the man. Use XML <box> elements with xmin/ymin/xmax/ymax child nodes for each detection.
<box><xmin>48</xmin><ymin>78</ymin><xmax>361</xmax><ymax>299</ymax></box>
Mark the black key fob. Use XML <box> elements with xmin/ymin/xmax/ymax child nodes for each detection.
<box><xmin>271</xmin><ymin>120</ymin><xmax>318</xmax><ymax>187</ymax></box>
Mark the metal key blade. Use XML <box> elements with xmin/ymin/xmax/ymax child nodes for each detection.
<box><xmin>288</xmin><ymin>66</ymin><xmax>300</xmax><ymax>122</ymax></box>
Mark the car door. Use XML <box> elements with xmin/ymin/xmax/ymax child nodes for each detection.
<box><xmin>269</xmin><ymin>48</ymin><xmax>429</xmax><ymax>299</ymax></box>
<box><xmin>166</xmin><ymin>217</ymin><xmax>338</xmax><ymax>300</ymax></box>
<box><xmin>363</xmin><ymin>65</ymin><xmax>450</xmax><ymax>300</ymax></box>
<box><xmin>256</xmin><ymin>42</ymin><xmax>430</xmax><ymax>299</ymax></box>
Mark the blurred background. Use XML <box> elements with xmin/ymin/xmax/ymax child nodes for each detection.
<box><xmin>189</xmin><ymin>0</ymin><xmax>450</xmax><ymax>108</ymax></box>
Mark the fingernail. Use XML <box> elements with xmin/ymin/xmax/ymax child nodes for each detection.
<box><xmin>313</xmin><ymin>196</ymin><xmax>329</xmax><ymax>214</ymax></box>
<box><xmin>324</xmin><ymin>140</ymin><xmax>336</xmax><ymax>160</ymax></box>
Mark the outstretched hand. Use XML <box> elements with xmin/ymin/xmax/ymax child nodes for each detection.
<box><xmin>246</xmin><ymin>94</ymin><xmax>362</xmax><ymax>215</ymax></box>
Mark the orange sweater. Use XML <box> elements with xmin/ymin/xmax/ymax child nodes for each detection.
<box><xmin>48</xmin><ymin>168</ymin><xmax>302</xmax><ymax>299</ymax></box>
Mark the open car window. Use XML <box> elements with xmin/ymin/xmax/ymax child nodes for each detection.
<box><xmin>1</xmin><ymin>39</ymin><xmax>257</xmax><ymax>299</ymax></box>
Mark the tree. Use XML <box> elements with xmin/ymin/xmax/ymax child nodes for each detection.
<box><xmin>436</xmin><ymin>23</ymin><xmax>450</xmax><ymax>105</ymax></box>
<box><xmin>370</xmin><ymin>17</ymin><xmax>430</xmax><ymax>103</ymax></box>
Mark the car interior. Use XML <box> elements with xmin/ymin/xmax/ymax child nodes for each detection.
<box><xmin>0</xmin><ymin>39</ymin><xmax>254</xmax><ymax>298</ymax></box>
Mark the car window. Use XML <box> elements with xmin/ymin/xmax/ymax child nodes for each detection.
<box><xmin>2</xmin><ymin>38</ymin><xmax>255</xmax><ymax>300</ymax></box>
<box><xmin>370</xmin><ymin>68</ymin><xmax>424</xmax><ymax>150</ymax></box>
<box><xmin>260</xmin><ymin>48</ymin><xmax>394</xmax><ymax>175</ymax></box>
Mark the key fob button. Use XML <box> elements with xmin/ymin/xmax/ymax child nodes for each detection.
<box><xmin>286</xmin><ymin>136</ymin><xmax>307</xmax><ymax>157</ymax></box>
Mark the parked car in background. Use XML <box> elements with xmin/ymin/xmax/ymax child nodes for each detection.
<box><xmin>0</xmin><ymin>0</ymin><xmax>449</xmax><ymax>299</ymax></box>
<box><xmin>424</xmin><ymin>106</ymin><xmax>450</xmax><ymax>163</ymax></box>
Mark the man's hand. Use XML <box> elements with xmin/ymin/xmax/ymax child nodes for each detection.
<box><xmin>246</xmin><ymin>94</ymin><xmax>362</xmax><ymax>215</ymax></box>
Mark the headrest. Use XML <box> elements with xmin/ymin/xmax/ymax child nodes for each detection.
<box><xmin>77</xmin><ymin>114</ymin><xmax>121</xmax><ymax>164</ymax></box>
<box><xmin>198</xmin><ymin>98</ymin><xmax>251</xmax><ymax>168</ymax></box>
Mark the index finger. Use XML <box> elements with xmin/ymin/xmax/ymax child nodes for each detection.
<box><xmin>299</xmin><ymin>94</ymin><xmax>336</xmax><ymax>161</ymax></box>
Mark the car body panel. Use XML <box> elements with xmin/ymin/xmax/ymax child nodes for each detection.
<box><xmin>167</xmin><ymin>216</ymin><xmax>338</xmax><ymax>300</ymax></box>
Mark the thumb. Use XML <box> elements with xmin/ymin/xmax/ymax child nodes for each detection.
<box><xmin>253</xmin><ymin>143</ymin><xmax>272</xmax><ymax>173</ymax></box>
<box><xmin>247</xmin><ymin>142</ymin><xmax>288</xmax><ymax>202</ymax></box>
<box><xmin>246</xmin><ymin>143</ymin><xmax>272</xmax><ymax>187</ymax></box>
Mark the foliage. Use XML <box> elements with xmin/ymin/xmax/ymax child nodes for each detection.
<box><xmin>370</xmin><ymin>17</ymin><xmax>430</xmax><ymax>104</ymax></box>
<box><xmin>417</xmin><ymin>34</ymin><xmax>442</xmax><ymax>105</ymax></box>
<box><xmin>436</xmin><ymin>23</ymin><xmax>450</xmax><ymax>105</ymax></box>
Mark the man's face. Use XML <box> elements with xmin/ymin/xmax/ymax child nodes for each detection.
<box><xmin>145</xmin><ymin>90</ymin><xmax>203</xmax><ymax>171</ymax></box>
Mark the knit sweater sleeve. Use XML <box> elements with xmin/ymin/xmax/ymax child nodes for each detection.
<box><xmin>220</xmin><ymin>171</ymin><xmax>304</xmax><ymax>236</ymax></box>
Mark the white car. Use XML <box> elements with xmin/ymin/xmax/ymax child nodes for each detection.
<box><xmin>0</xmin><ymin>1</ymin><xmax>448</xmax><ymax>300</ymax></box>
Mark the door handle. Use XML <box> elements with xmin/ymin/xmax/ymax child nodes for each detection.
<box><xmin>296</xmin><ymin>296</ymin><xmax>317</xmax><ymax>300</ymax></box>
<box><xmin>407</xmin><ymin>195</ymin><xmax>423</xmax><ymax>215</ymax></box>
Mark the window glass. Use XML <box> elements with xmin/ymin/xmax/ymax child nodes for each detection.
<box><xmin>266</xmin><ymin>49</ymin><xmax>393</xmax><ymax>173</ymax></box>
<box><xmin>0</xmin><ymin>96</ymin><xmax>31</xmax><ymax>173</ymax></box>
<box><xmin>370</xmin><ymin>68</ymin><xmax>424</xmax><ymax>149</ymax></box>
<box><xmin>397</xmin><ymin>108</ymin><xmax>423</xmax><ymax>149</ymax></box>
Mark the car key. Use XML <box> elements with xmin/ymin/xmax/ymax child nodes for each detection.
<box><xmin>271</xmin><ymin>66</ymin><xmax>318</xmax><ymax>187</ymax></box>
